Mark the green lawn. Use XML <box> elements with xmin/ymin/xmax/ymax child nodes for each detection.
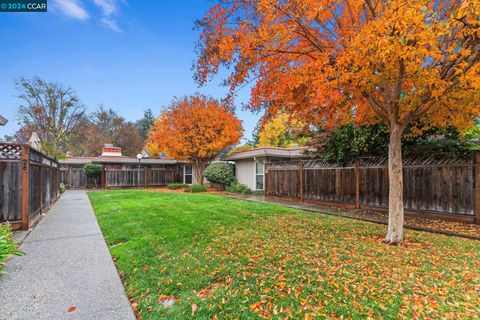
<box><xmin>88</xmin><ymin>190</ymin><xmax>480</xmax><ymax>319</ymax></box>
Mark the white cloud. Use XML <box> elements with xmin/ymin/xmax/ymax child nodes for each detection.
<box><xmin>94</xmin><ymin>0</ymin><xmax>118</xmax><ymax>16</ymax></box>
<box><xmin>94</xmin><ymin>0</ymin><xmax>124</xmax><ymax>32</ymax></box>
<box><xmin>52</xmin><ymin>0</ymin><xmax>89</xmax><ymax>21</ymax></box>
<box><xmin>51</xmin><ymin>0</ymin><xmax>125</xmax><ymax>32</ymax></box>
<box><xmin>100</xmin><ymin>17</ymin><xmax>121</xmax><ymax>32</ymax></box>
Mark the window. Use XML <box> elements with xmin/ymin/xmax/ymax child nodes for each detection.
<box><xmin>255</xmin><ymin>159</ymin><xmax>264</xmax><ymax>190</ymax></box>
<box><xmin>184</xmin><ymin>165</ymin><xmax>193</xmax><ymax>184</ymax></box>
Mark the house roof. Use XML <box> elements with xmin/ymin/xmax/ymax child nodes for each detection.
<box><xmin>0</xmin><ymin>115</ymin><xmax>7</xmax><ymax>126</ymax></box>
<box><xmin>222</xmin><ymin>147</ymin><xmax>311</xmax><ymax>161</ymax></box>
<box><xmin>59</xmin><ymin>156</ymin><xmax>180</xmax><ymax>165</ymax></box>
<box><xmin>60</xmin><ymin>157</ymin><xmax>97</xmax><ymax>165</ymax></box>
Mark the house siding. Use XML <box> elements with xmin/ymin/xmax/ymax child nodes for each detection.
<box><xmin>235</xmin><ymin>158</ymin><xmax>256</xmax><ymax>190</ymax></box>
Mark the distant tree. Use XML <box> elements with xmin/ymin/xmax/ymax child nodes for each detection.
<box><xmin>39</xmin><ymin>141</ymin><xmax>67</xmax><ymax>159</ymax></box>
<box><xmin>6</xmin><ymin>126</ymin><xmax>37</xmax><ymax>144</ymax></box>
<box><xmin>310</xmin><ymin>124</ymin><xmax>390</xmax><ymax>164</ymax></box>
<box><xmin>1</xmin><ymin>135</ymin><xmax>14</xmax><ymax>142</ymax></box>
<box><xmin>464</xmin><ymin>119</ymin><xmax>480</xmax><ymax>142</ymax></box>
<box><xmin>228</xmin><ymin>144</ymin><xmax>253</xmax><ymax>155</ymax></box>
<box><xmin>15</xmin><ymin>77</ymin><xmax>86</xmax><ymax>154</ymax></box>
<box><xmin>115</xmin><ymin>123</ymin><xmax>144</xmax><ymax>156</ymax></box>
<box><xmin>402</xmin><ymin>125</ymin><xmax>478</xmax><ymax>156</ymax></box>
<box><xmin>67</xmin><ymin>120</ymin><xmax>107</xmax><ymax>157</ymax></box>
<box><xmin>135</xmin><ymin>109</ymin><xmax>155</xmax><ymax>141</ymax></box>
<box><xmin>146</xmin><ymin>94</ymin><xmax>242</xmax><ymax>184</ymax></box>
<box><xmin>91</xmin><ymin>105</ymin><xmax>125</xmax><ymax>138</ymax></box>
<box><xmin>258</xmin><ymin>112</ymin><xmax>308</xmax><ymax>147</ymax></box>
<box><xmin>312</xmin><ymin>123</ymin><xmax>477</xmax><ymax>165</ymax></box>
<box><xmin>218</xmin><ymin>145</ymin><xmax>234</xmax><ymax>159</ymax></box>
<box><xmin>247</xmin><ymin>120</ymin><xmax>261</xmax><ymax>147</ymax></box>
<box><xmin>68</xmin><ymin>106</ymin><xmax>143</xmax><ymax>157</ymax></box>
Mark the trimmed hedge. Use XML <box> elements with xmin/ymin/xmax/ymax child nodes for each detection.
<box><xmin>84</xmin><ymin>163</ymin><xmax>103</xmax><ymax>177</ymax></box>
<box><xmin>184</xmin><ymin>184</ymin><xmax>207</xmax><ymax>193</ymax></box>
<box><xmin>226</xmin><ymin>183</ymin><xmax>252</xmax><ymax>195</ymax></box>
<box><xmin>204</xmin><ymin>163</ymin><xmax>236</xmax><ymax>187</ymax></box>
<box><xmin>167</xmin><ymin>183</ymin><xmax>188</xmax><ymax>190</ymax></box>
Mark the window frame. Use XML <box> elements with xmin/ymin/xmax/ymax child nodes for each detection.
<box><xmin>184</xmin><ymin>165</ymin><xmax>193</xmax><ymax>185</ymax></box>
<box><xmin>254</xmin><ymin>158</ymin><xmax>265</xmax><ymax>190</ymax></box>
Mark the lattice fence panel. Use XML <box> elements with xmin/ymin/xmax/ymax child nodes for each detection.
<box><xmin>0</xmin><ymin>143</ymin><xmax>22</xmax><ymax>160</ymax></box>
<box><xmin>266</xmin><ymin>161</ymin><xmax>300</xmax><ymax>171</ymax></box>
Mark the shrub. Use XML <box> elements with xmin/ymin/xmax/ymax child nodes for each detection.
<box><xmin>0</xmin><ymin>225</ymin><xmax>24</xmax><ymax>273</ymax></box>
<box><xmin>226</xmin><ymin>183</ymin><xmax>252</xmax><ymax>195</ymax></box>
<box><xmin>59</xmin><ymin>183</ymin><xmax>66</xmax><ymax>193</ymax></box>
<box><xmin>84</xmin><ymin>163</ymin><xmax>103</xmax><ymax>177</ymax></box>
<box><xmin>167</xmin><ymin>183</ymin><xmax>188</xmax><ymax>190</ymax></box>
<box><xmin>184</xmin><ymin>184</ymin><xmax>206</xmax><ymax>193</ymax></box>
<box><xmin>84</xmin><ymin>163</ymin><xmax>103</xmax><ymax>188</ymax></box>
<box><xmin>204</xmin><ymin>163</ymin><xmax>236</xmax><ymax>187</ymax></box>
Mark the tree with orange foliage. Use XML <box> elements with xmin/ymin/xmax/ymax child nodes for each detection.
<box><xmin>146</xmin><ymin>94</ymin><xmax>242</xmax><ymax>184</ymax></box>
<box><xmin>195</xmin><ymin>0</ymin><xmax>480</xmax><ymax>244</ymax></box>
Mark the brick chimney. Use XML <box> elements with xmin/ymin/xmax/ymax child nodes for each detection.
<box><xmin>101</xmin><ymin>144</ymin><xmax>122</xmax><ymax>157</ymax></box>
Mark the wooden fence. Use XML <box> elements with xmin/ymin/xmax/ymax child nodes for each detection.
<box><xmin>265</xmin><ymin>153</ymin><xmax>480</xmax><ymax>223</ymax></box>
<box><xmin>60</xmin><ymin>165</ymin><xmax>184</xmax><ymax>189</ymax></box>
<box><xmin>0</xmin><ymin>143</ymin><xmax>60</xmax><ymax>229</ymax></box>
<box><xmin>60</xmin><ymin>167</ymin><xmax>98</xmax><ymax>189</ymax></box>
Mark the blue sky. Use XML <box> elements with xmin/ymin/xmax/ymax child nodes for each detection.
<box><xmin>0</xmin><ymin>0</ymin><xmax>261</xmax><ymax>144</ymax></box>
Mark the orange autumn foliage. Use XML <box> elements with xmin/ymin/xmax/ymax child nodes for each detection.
<box><xmin>195</xmin><ymin>0</ymin><xmax>480</xmax><ymax>243</ymax></box>
<box><xmin>145</xmin><ymin>94</ymin><xmax>242</xmax><ymax>184</ymax></box>
<box><xmin>195</xmin><ymin>0</ymin><xmax>480</xmax><ymax>132</ymax></box>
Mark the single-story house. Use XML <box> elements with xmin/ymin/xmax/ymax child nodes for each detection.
<box><xmin>222</xmin><ymin>147</ymin><xmax>311</xmax><ymax>191</ymax></box>
<box><xmin>60</xmin><ymin>144</ymin><xmax>197</xmax><ymax>188</ymax></box>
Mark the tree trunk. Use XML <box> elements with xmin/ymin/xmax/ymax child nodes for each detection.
<box><xmin>194</xmin><ymin>163</ymin><xmax>205</xmax><ymax>185</ymax></box>
<box><xmin>385</xmin><ymin>124</ymin><xmax>405</xmax><ymax>244</ymax></box>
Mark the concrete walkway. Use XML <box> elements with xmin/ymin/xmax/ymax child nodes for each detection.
<box><xmin>0</xmin><ymin>190</ymin><xmax>135</xmax><ymax>320</ymax></box>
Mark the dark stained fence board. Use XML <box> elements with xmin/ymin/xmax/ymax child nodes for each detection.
<box><xmin>0</xmin><ymin>143</ymin><xmax>60</xmax><ymax>227</ymax></box>
<box><xmin>107</xmin><ymin>169</ymin><xmax>144</xmax><ymax>187</ymax></box>
<box><xmin>71</xmin><ymin>168</ymin><xmax>86</xmax><ymax>189</ymax></box>
<box><xmin>60</xmin><ymin>164</ymin><xmax>184</xmax><ymax>189</ymax></box>
<box><xmin>0</xmin><ymin>161</ymin><xmax>22</xmax><ymax>222</ymax></box>
<box><xmin>265</xmin><ymin>161</ymin><xmax>301</xmax><ymax>198</ymax></box>
<box><xmin>147</xmin><ymin>165</ymin><xmax>183</xmax><ymax>186</ymax></box>
<box><xmin>28</xmin><ymin>163</ymin><xmax>42</xmax><ymax>219</ymax></box>
<box><xmin>265</xmin><ymin>154</ymin><xmax>476</xmax><ymax>220</ymax></box>
<box><xmin>60</xmin><ymin>169</ymin><xmax>69</xmax><ymax>188</ymax></box>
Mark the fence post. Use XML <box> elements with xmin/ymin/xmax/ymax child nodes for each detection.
<box><xmin>475</xmin><ymin>152</ymin><xmax>480</xmax><ymax>224</ymax></box>
<box><xmin>144</xmin><ymin>166</ymin><xmax>148</xmax><ymax>188</ymax></box>
<box><xmin>100</xmin><ymin>167</ymin><xmax>105</xmax><ymax>188</ymax></box>
<box><xmin>264</xmin><ymin>161</ymin><xmax>268</xmax><ymax>198</ymax></box>
<box><xmin>40</xmin><ymin>154</ymin><xmax>44</xmax><ymax>212</ymax></box>
<box><xmin>299</xmin><ymin>160</ymin><xmax>304</xmax><ymax>202</ymax></box>
<box><xmin>21</xmin><ymin>145</ymin><xmax>30</xmax><ymax>230</ymax></box>
<box><xmin>68</xmin><ymin>166</ymin><xmax>72</xmax><ymax>189</ymax></box>
<box><xmin>56</xmin><ymin>167</ymin><xmax>60</xmax><ymax>199</ymax></box>
<box><xmin>105</xmin><ymin>167</ymin><xmax>108</xmax><ymax>189</ymax></box>
<box><xmin>355</xmin><ymin>157</ymin><xmax>360</xmax><ymax>209</ymax></box>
